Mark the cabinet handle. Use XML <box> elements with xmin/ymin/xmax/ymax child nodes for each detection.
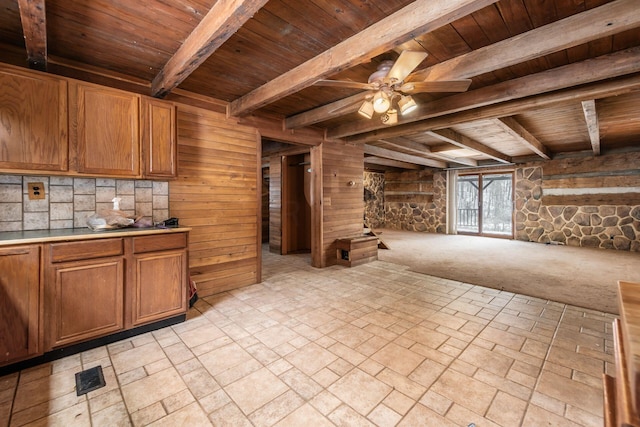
<box><xmin>0</xmin><ymin>249</ymin><xmax>31</xmax><ymax>256</ymax></box>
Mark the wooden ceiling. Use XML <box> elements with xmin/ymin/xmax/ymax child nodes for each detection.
<box><xmin>2</xmin><ymin>0</ymin><xmax>639</xmax><ymax>170</ymax></box>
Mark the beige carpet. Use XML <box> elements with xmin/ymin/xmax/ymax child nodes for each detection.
<box><xmin>375</xmin><ymin>228</ymin><xmax>640</xmax><ymax>314</ymax></box>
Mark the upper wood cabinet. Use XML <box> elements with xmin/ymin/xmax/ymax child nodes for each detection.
<box><xmin>70</xmin><ymin>81</ymin><xmax>141</xmax><ymax>177</ymax></box>
<box><xmin>141</xmin><ymin>97</ymin><xmax>177</xmax><ymax>179</ymax></box>
<box><xmin>0</xmin><ymin>64</ymin><xmax>178</xmax><ymax>179</ymax></box>
<box><xmin>0</xmin><ymin>65</ymin><xmax>68</xmax><ymax>173</ymax></box>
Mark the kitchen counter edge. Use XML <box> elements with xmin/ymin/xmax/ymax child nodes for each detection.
<box><xmin>0</xmin><ymin>227</ymin><xmax>192</xmax><ymax>246</ymax></box>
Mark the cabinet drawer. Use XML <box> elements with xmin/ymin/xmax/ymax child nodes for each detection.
<box><xmin>133</xmin><ymin>233</ymin><xmax>187</xmax><ymax>254</ymax></box>
<box><xmin>50</xmin><ymin>238</ymin><xmax>124</xmax><ymax>263</ymax></box>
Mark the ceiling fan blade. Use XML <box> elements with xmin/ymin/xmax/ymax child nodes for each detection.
<box><xmin>386</xmin><ymin>51</ymin><xmax>428</xmax><ymax>83</ymax></box>
<box><xmin>400</xmin><ymin>79</ymin><xmax>472</xmax><ymax>93</ymax></box>
<box><xmin>314</xmin><ymin>79</ymin><xmax>375</xmax><ymax>90</ymax></box>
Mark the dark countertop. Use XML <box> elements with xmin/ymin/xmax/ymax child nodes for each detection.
<box><xmin>0</xmin><ymin>226</ymin><xmax>191</xmax><ymax>246</ymax></box>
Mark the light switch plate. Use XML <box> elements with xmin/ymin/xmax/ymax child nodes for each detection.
<box><xmin>28</xmin><ymin>182</ymin><xmax>45</xmax><ymax>200</ymax></box>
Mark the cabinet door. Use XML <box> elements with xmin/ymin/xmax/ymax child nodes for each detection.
<box><xmin>0</xmin><ymin>245</ymin><xmax>41</xmax><ymax>365</ymax></box>
<box><xmin>47</xmin><ymin>258</ymin><xmax>124</xmax><ymax>349</ymax></box>
<box><xmin>0</xmin><ymin>66</ymin><xmax>68</xmax><ymax>172</ymax></box>
<box><xmin>142</xmin><ymin>97</ymin><xmax>177</xmax><ymax>178</ymax></box>
<box><xmin>131</xmin><ymin>250</ymin><xmax>187</xmax><ymax>327</ymax></box>
<box><xmin>71</xmin><ymin>81</ymin><xmax>140</xmax><ymax>177</ymax></box>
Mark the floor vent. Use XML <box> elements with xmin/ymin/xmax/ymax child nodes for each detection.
<box><xmin>75</xmin><ymin>365</ymin><xmax>106</xmax><ymax>396</ymax></box>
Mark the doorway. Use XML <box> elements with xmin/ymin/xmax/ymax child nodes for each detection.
<box><xmin>281</xmin><ymin>153</ymin><xmax>311</xmax><ymax>254</ymax></box>
<box><xmin>456</xmin><ymin>172</ymin><xmax>513</xmax><ymax>237</ymax></box>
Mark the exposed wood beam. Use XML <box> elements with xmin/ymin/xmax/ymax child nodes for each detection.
<box><xmin>365</xmin><ymin>164</ymin><xmax>412</xmax><ymax>173</ymax></box>
<box><xmin>364</xmin><ymin>145</ymin><xmax>447</xmax><ymax>169</ymax></box>
<box><xmin>364</xmin><ymin>156</ymin><xmax>423</xmax><ymax>170</ymax></box>
<box><xmin>581</xmin><ymin>100</ymin><xmax>601</xmax><ymax>156</ymax></box>
<box><xmin>285</xmin><ymin>93</ymin><xmax>365</xmax><ymax>129</ymax></box>
<box><xmin>229</xmin><ymin>0</ymin><xmax>497</xmax><ymax>117</ymax></box>
<box><xmin>349</xmin><ymin>74</ymin><xmax>640</xmax><ymax>146</ymax></box>
<box><xmin>377</xmin><ymin>139</ymin><xmax>432</xmax><ymax>154</ymax></box>
<box><xmin>410</xmin><ymin>0</ymin><xmax>639</xmax><ymax>83</ymax></box>
<box><xmin>426</xmin><ymin>129</ymin><xmax>512</xmax><ymax>164</ymax></box>
<box><xmin>430</xmin><ymin>145</ymin><xmax>460</xmax><ymax>153</ymax></box>
<box><xmin>261</xmin><ymin>144</ymin><xmax>311</xmax><ymax>160</ymax></box>
<box><xmin>337</xmin><ymin>46</ymin><xmax>640</xmax><ymax>141</ymax></box>
<box><xmin>427</xmin><ymin>153</ymin><xmax>477</xmax><ymax>167</ymax></box>
<box><xmin>44</xmin><ymin>54</ymin><xmax>228</xmax><ymax>114</ymax></box>
<box><xmin>495</xmin><ymin>117</ymin><xmax>551</xmax><ymax>160</ymax></box>
<box><xmin>17</xmin><ymin>0</ymin><xmax>47</xmax><ymax>71</ymax></box>
<box><xmin>377</xmin><ymin>139</ymin><xmax>478</xmax><ymax>167</ymax></box>
<box><xmin>290</xmin><ymin>0</ymin><xmax>639</xmax><ymax>129</ymax></box>
<box><xmin>47</xmin><ymin>55</ymin><xmax>151</xmax><ymax>89</ymax></box>
<box><xmin>151</xmin><ymin>0</ymin><xmax>268</xmax><ymax>98</ymax></box>
<box><xmin>237</xmin><ymin>114</ymin><xmax>325</xmax><ymax>146</ymax></box>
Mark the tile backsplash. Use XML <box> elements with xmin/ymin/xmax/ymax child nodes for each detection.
<box><xmin>0</xmin><ymin>175</ymin><xmax>170</xmax><ymax>232</ymax></box>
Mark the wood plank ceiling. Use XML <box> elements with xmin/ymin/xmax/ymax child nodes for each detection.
<box><xmin>1</xmin><ymin>0</ymin><xmax>639</xmax><ymax>170</ymax></box>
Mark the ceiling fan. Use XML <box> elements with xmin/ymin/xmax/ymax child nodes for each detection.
<box><xmin>315</xmin><ymin>51</ymin><xmax>472</xmax><ymax>125</ymax></box>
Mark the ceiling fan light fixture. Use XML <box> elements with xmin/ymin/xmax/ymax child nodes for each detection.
<box><xmin>398</xmin><ymin>95</ymin><xmax>417</xmax><ymax>115</ymax></box>
<box><xmin>372</xmin><ymin>91</ymin><xmax>390</xmax><ymax>114</ymax></box>
<box><xmin>368</xmin><ymin>60</ymin><xmax>394</xmax><ymax>84</ymax></box>
<box><xmin>358</xmin><ymin>100</ymin><xmax>374</xmax><ymax>119</ymax></box>
<box><xmin>381</xmin><ymin>109</ymin><xmax>398</xmax><ymax>125</ymax></box>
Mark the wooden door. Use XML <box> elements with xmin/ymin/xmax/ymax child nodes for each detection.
<box><xmin>0</xmin><ymin>65</ymin><xmax>68</xmax><ymax>173</ymax></box>
<box><xmin>141</xmin><ymin>97</ymin><xmax>177</xmax><ymax>178</ymax></box>
<box><xmin>0</xmin><ymin>245</ymin><xmax>42</xmax><ymax>365</ymax></box>
<box><xmin>47</xmin><ymin>258</ymin><xmax>124</xmax><ymax>349</ymax></box>
<box><xmin>70</xmin><ymin>81</ymin><xmax>140</xmax><ymax>177</ymax></box>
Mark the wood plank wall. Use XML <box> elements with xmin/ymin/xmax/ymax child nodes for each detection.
<box><xmin>170</xmin><ymin>105</ymin><xmax>261</xmax><ymax>297</ymax></box>
<box><xmin>317</xmin><ymin>141</ymin><xmax>364</xmax><ymax>267</ymax></box>
<box><xmin>269</xmin><ymin>155</ymin><xmax>282</xmax><ymax>254</ymax></box>
<box><xmin>541</xmin><ymin>151</ymin><xmax>640</xmax><ymax>205</ymax></box>
<box><xmin>384</xmin><ymin>170</ymin><xmax>435</xmax><ymax>203</ymax></box>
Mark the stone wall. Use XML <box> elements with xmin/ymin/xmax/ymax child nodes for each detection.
<box><xmin>515</xmin><ymin>160</ymin><xmax>640</xmax><ymax>252</ymax></box>
<box><xmin>366</xmin><ymin>150</ymin><xmax>640</xmax><ymax>253</ymax></box>
<box><xmin>384</xmin><ymin>170</ymin><xmax>447</xmax><ymax>233</ymax></box>
<box><xmin>363</xmin><ymin>171</ymin><xmax>385</xmax><ymax>228</ymax></box>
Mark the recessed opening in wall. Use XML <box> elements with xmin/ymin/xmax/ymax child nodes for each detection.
<box><xmin>282</xmin><ymin>153</ymin><xmax>311</xmax><ymax>254</ymax></box>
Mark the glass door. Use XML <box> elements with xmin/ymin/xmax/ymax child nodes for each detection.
<box><xmin>457</xmin><ymin>172</ymin><xmax>513</xmax><ymax>237</ymax></box>
<box><xmin>456</xmin><ymin>175</ymin><xmax>480</xmax><ymax>234</ymax></box>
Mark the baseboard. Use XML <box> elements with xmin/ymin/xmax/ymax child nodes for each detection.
<box><xmin>0</xmin><ymin>314</ymin><xmax>186</xmax><ymax>377</ymax></box>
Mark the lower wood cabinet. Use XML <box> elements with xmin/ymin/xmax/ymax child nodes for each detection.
<box><xmin>0</xmin><ymin>230</ymin><xmax>188</xmax><ymax>368</ymax></box>
<box><xmin>129</xmin><ymin>232</ymin><xmax>188</xmax><ymax>327</ymax></box>
<box><xmin>131</xmin><ymin>250</ymin><xmax>187</xmax><ymax>326</ymax></box>
<box><xmin>47</xmin><ymin>257</ymin><xmax>125</xmax><ymax>350</ymax></box>
<box><xmin>45</xmin><ymin>238</ymin><xmax>126</xmax><ymax>350</ymax></box>
<box><xmin>0</xmin><ymin>245</ymin><xmax>42</xmax><ymax>365</ymax></box>
<box><xmin>43</xmin><ymin>231</ymin><xmax>188</xmax><ymax>352</ymax></box>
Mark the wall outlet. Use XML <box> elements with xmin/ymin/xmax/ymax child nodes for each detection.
<box><xmin>28</xmin><ymin>182</ymin><xmax>45</xmax><ymax>200</ymax></box>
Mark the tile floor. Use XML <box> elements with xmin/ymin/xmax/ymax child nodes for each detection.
<box><xmin>0</xmin><ymin>249</ymin><xmax>616</xmax><ymax>426</ymax></box>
